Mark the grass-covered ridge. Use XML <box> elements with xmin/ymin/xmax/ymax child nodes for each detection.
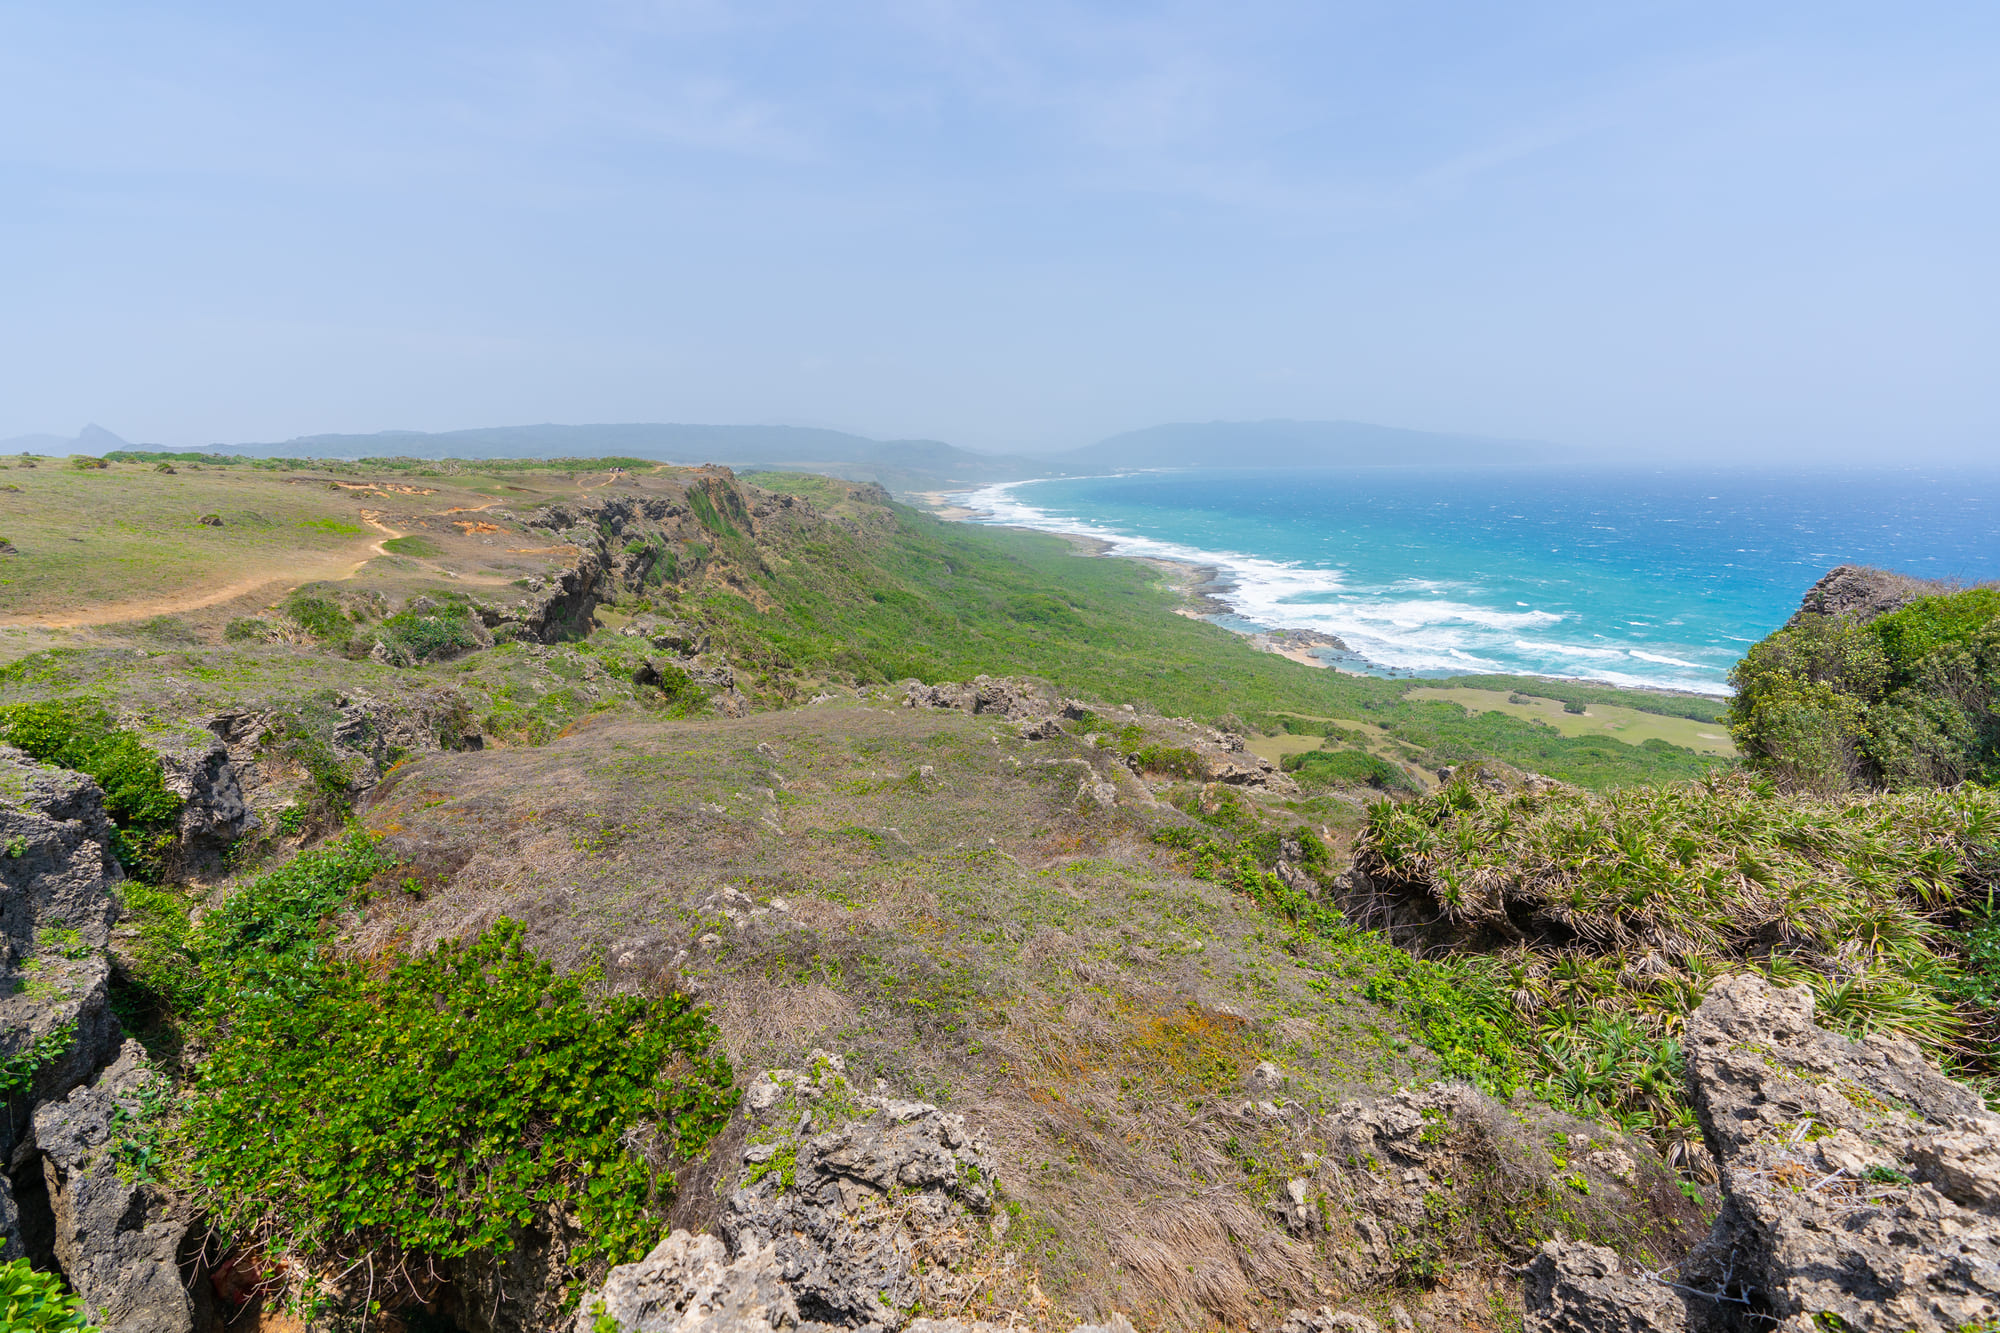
<box><xmin>638</xmin><ymin>479</ymin><xmax>1728</xmax><ymax>791</ymax></box>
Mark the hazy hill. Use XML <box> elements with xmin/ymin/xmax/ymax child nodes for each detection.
<box><xmin>242</xmin><ymin>422</ymin><xmax>1035</xmax><ymax>489</ymax></box>
<box><xmin>1053</xmin><ymin>418</ymin><xmax>1563</xmax><ymax>469</ymax></box>
<box><xmin>1</xmin><ymin>423</ymin><xmax>133</xmax><ymax>454</ymax></box>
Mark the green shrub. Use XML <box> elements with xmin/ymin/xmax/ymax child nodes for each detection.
<box><xmin>68</xmin><ymin>455</ymin><xmax>107</xmax><ymax>471</ymax></box>
<box><xmin>0</xmin><ymin>1259</ymin><xmax>98</xmax><ymax>1332</ymax></box>
<box><xmin>1282</xmin><ymin>748</ymin><xmax>1418</xmax><ymax>792</ymax></box>
<box><xmin>1730</xmin><ymin>589</ymin><xmax>2000</xmax><ymax>791</ymax></box>
<box><xmin>193</xmin><ymin>827</ymin><xmax>391</xmax><ymax>992</ymax></box>
<box><xmin>222</xmin><ymin>617</ymin><xmax>270</xmax><ymax>642</ymax></box>
<box><xmin>373</xmin><ymin>600</ymin><xmax>483</xmax><ymax>666</ymax></box>
<box><xmin>1870</xmin><ymin>589</ymin><xmax>2000</xmax><ymax>684</ymax></box>
<box><xmin>281</xmin><ymin>590</ymin><xmax>351</xmax><ymax>641</ymax></box>
<box><xmin>113</xmin><ymin>826</ymin><xmax>736</xmax><ymax>1313</ymax></box>
<box><xmin>1128</xmin><ymin>743</ymin><xmax>1205</xmax><ymax>780</ymax></box>
<box><xmin>177</xmin><ymin>918</ymin><xmax>733</xmax><ymax>1287</ymax></box>
<box><xmin>0</xmin><ymin>700</ymin><xmax>181</xmax><ymax>875</ymax></box>
<box><xmin>380</xmin><ymin>534</ymin><xmax>441</xmax><ymax>558</ymax></box>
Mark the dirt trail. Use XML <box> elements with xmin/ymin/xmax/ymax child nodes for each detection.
<box><xmin>1</xmin><ymin>497</ymin><xmax>525</xmax><ymax>630</ymax></box>
<box><xmin>1</xmin><ymin>544</ymin><xmax>383</xmax><ymax>629</ymax></box>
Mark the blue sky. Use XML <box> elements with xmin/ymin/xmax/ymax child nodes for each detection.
<box><xmin>2</xmin><ymin>2</ymin><xmax>1996</xmax><ymax>457</ymax></box>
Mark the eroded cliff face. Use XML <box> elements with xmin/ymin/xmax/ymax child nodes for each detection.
<box><xmin>1784</xmin><ymin>564</ymin><xmax>1953</xmax><ymax>628</ymax></box>
<box><xmin>490</xmin><ymin>468</ymin><xmax>834</xmax><ymax>646</ymax></box>
<box><xmin>1528</xmin><ymin>974</ymin><xmax>2000</xmax><ymax>1333</ymax></box>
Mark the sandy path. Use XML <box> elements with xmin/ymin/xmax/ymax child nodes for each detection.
<box><xmin>1</xmin><ymin>496</ymin><xmax>526</xmax><ymax>629</ymax></box>
<box><xmin>2</xmin><ymin>544</ymin><xmax>384</xmax><ymax>629</ymax></box>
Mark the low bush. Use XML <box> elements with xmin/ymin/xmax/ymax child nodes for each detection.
<box><xmin>1282</xmin><ymin>747</ymin><xmax>1419</xmax><ymax>793</ymax></box>
<box><xmin>178</xmin><ymin>921</ymin><xmax>734</xmax><ymax>1283</ymax></box>
<box><xmin>372</xmin><ymin>600</ymin><xmax>483</xmax><ymax>666</ymax></box>
<box><xmin>1730</xmin><ymin>587</ymin><xmax>2000</xmax><ymax>791</ymax></box>
<box><xmin>137</xmin><ymin>830</ymin><xmax>736</xmax><ymax>1314</ymax></box>
<box><xmin>0</xmin><ymin>1259</ymin><xmax>97</xmax><ymax>1332</ymax></box>
<box><xmin>280</xmin><ymin>590</ymin><xmax>350</xmax><ymax>642</ymax></box>
<box><xmin>1128</xmin><ymin>743</ymin><xmax>1205</xmax><ymax>780</ymax></box>
<box><xmin>0</xmin><ymin>699</ymin><xmax>181</xmax><ymax>875</ymax></box>
<box><xmin>380</xmin><ymin>534</ymin><xmax>441</xmax><ymax>558</ymax></box>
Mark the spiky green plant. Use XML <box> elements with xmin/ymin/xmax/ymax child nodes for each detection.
<box><xmin>1356</xmin><ymin>770</ymin><xmax>2000</xmax><ymax>1136</ymax></box>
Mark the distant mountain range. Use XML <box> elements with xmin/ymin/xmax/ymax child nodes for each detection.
<box><xmin>3</xmin><ymin>418</ymin><xmax>1563</xmax><ymax>488</ymax></box>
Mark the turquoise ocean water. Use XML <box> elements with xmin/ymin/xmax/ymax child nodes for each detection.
<box><xmin>958</xmin><ymin>466</ymin><xmax>2000</xmax><ymax>696</ymax></box>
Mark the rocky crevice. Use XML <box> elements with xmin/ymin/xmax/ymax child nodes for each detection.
<box><xmin>1527</xmin><ymin>973</ymin><xmax>2000</xmax><ymax>1332</ymax></box>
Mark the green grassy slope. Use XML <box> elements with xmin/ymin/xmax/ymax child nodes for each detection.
<box><xmin>681</xmin><ymin>484</ymin><xmax>1725</xmax><ymax>790</ymax></box>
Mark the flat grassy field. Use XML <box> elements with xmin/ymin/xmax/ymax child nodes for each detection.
<box><xmin>0</xmin><ymin>455</ymin><xmax>630</xmax><ymax>627</ymax></box>
<box><xmin>1405</xmin><ymin>686</ymin><xmax>1738</xmax><ymax>757</ymax></box>
<box><xmin>1243</xmin><ymin>732</ymin><xmax>1326</xmax><ymax>765</ymax></box>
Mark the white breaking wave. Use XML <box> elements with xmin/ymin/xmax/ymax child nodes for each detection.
<box><xmin>956</xmin><ymin>478</ymin><xmax>1733</xmax><ymax>695</ymax></box>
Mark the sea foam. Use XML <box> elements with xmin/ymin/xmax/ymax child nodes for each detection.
<box><xmin>957</xmin><ymin>475</ymin><xmax>1739</xmax><ymax>695</ymax></box>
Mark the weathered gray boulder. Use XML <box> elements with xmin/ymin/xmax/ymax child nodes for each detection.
<box><xmin>1527</xmin><ymin>974</ymin><xmax>2000</xmax><ymax>1333</ymax></box>
<box><xmin>723</xmin><ymin>1054</ymin><xmax>996</xmax><ymax>1330</ymax></box>
<box><xmin>0</xmin><ymin>1175</ymin><xmax>20</xmax><ymax>1262</ymax></box>
<box><xmin>156</xmin><ymin>734</ymin><xmax>255</xmax><ymax>873</ymax></box>
<box><xmin>1280</xmin><ymin>1308</ymin><xmax>1383</xmax><ymax>1333</ymax></box>
<box><xmin>573</xmin><ymin>1231</ymin><xmax>798</xmax><ymax>1333</ymax></box>
<box><xmin>34</xmin><ymin>1040</ymin><xmax>192</xmax><ymax>1333</ymax></box>
<box><xmin>579</xmin><ymin>1052</ymin><xmax>999</xmax><ymax>1333</ymax></box>
<box><xmin>1521</xmin><ymin>1241</ymin><xmax>1686</xmax><ymax>1333</ymax></box>
<box><xmin>0</xmin><ymin>747</ymin><xmax>121</xmax><ymax>954</ymax></box>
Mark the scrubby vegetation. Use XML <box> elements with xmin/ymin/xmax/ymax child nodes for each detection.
<box><xmin>113</xmin><ymin>831</ymin><xmax>737</xmax><ymax>1317</ymax></box>
<box><xmin>0</xmin><ymin>698</ymin><xmax>182</xmax><ymax>875</ymax></box>
<box><xmin>1351</xmin><ymin>770</ymin><xmax>2000</xmax><ymax>1147</ymax></box>
<box><xmin>1730</xmin><ymin>587</ymin><xmax>2000</xmax><ymax>791</ymax></box>
<box><xmin>1282</xmin><ymin>747</ymin><xmax>1422</xmax><ymax>793</ymax></box>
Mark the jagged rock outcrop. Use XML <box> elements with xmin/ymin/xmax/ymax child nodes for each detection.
<box><xmin>724</xmin><ymin>1054</ymin><xmax>996</xmax><ymax>1330</ymax></box>
<box><xmin>1</xmin><ymin>749</ymin><xmax>124</xmax><ymax>1172</ymax></box>
<box><xmin>1522</xmin><ymin>1241</ymin><xmax>1685</xmax><ymax>1333</ymax></box>
<box><xmin>579</xmin><ymin>1052</ymin><xmax>1003</xmax><ymax>1333</ymax></box>
<box><xmin>901</xmin><ymin>676</ymin><xmax>1085</xmax><ymax>740</ymax></box>
<box><xmin>507</xmin><ymin>471</ymin><xmax>824</xmax><ymax>646</ymax></box>
<box><xmin>0</xmin><ymin>750</ymin><xmax>191</xmax><ymax>1324</ymax></box>
<box><xmin>901</xmin><ymin>680</ymin><xmax>1296</xmax><ymax>791</ymax></box>
<box><xmin>1314</xmin><ymin>1082</ymin><xmax>1686</xmax><ymax>1292</ymax></box>
<box><xmin>1528</xmin><ymin>974</ymin><xmax>2000</xmax><ymax>1332</ymax></box>
<box><xmin>1786</xmin><ymin>564</ymin><xmax>1947</xmax><ymax>627</ymax></box>
<box><xmin>573</xmin><ymin>1232</ymin><xmax>798</xmax><ymax>1333</ymax></box>
<box><xmin>155</xmin><ymin>734</ymin><xmax>256</xmax><ymax>873</ymax></box>
<box><xmin>206</xmin><ymin>685</ymin><xmax>481</xmax><ymax>812</ymax></box>
<box><xmin>34</xmin><ymin>1040</ymin><xmax>193</xmax><ymax>1333</ymax></box>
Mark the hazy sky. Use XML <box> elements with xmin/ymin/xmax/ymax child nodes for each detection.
<box><xmin>3</xmin><ymin>2</ymin><xmax>1996</xmax><ymax>458</ymax></box>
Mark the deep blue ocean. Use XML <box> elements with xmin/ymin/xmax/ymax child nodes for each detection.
<box><xmin>958</xmin><ymin>466</ymin><xmax>2000</xmax><ymax>696</ymax></box>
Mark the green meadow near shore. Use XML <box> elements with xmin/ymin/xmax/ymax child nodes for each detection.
<box><xmin>6</xmin><ymin>454</ymin><xmax>1999</xmax><ymax>1333</ymax></box>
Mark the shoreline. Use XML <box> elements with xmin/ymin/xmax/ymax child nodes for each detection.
<box><xmin>911</xmin><ymin>490</ymin><xmax>1730</xmax><ymax>701</ymax></box>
